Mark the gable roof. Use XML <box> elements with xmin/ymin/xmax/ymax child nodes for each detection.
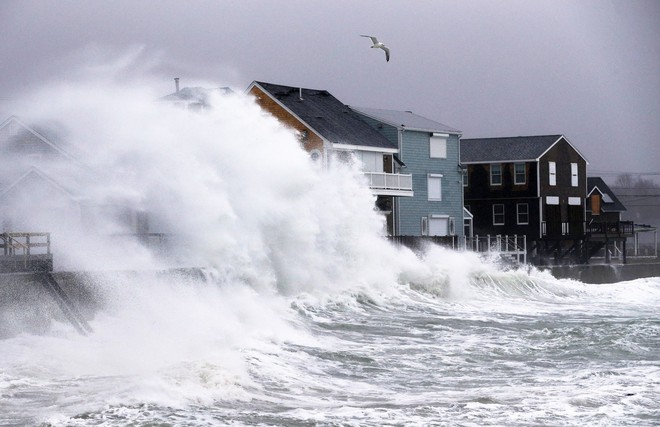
<box><xmin>249</xmin><ymin>81</ymin><xmax>397</xmax><ymax>151</ymax></box>
<box><xmin>0</xmin><ymin>167</ymin><xmax>79</xmax><ymax>201</ymax></box>
<box><xmin>0</xmin><ymin>115</ymin><xmax>81</xmax><ymax>162</ymax></box>
<box><xmin>350</xmin><ymin>106</ymin><xmax>461</xmax><ymax>134</ymax></box>
<box><xmin>460</xmin><ymin>135</ymin><xmax>588</xmax><ymax>164</ymax></box>
<box><xmin>587</xmin><ymin>177</ymin><xmax>626</xmax><ymax>212</ymax></box>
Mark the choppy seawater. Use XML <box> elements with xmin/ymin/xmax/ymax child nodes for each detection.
<box><xmin>1</xmin><ymin>259</ymin><xmax>658</xmax><ymax>427</ymax></box>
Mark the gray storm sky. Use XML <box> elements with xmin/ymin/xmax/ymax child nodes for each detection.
<box><xmin>1</xmin><ymin>0</ymin><xmax>658</xmax><ymax>180</ymax></box>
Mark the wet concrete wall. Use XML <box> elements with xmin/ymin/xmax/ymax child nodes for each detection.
<box><xmin>547</xmin><ymin>262</ymin><xmax>660</xmax><ymax>284</ymax></box>
<box><xmin>0</xmin><ymin>269</ymin><xmax>205</xmax><ymax>339</ymax></box>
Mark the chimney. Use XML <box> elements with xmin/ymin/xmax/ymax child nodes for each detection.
<box><xmin>174</xmin><ymin>77</ymin><xmax>180</xmax><ymax>93</ymax></box>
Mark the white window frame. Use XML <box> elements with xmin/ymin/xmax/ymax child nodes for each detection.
<box><xmin>490</xmin><ymin>164</ymin><xmax>502</xmax><ymax>186</ymax></box>
<box><xmin>427</xmin><ymin>173</ymin><xmax>442</xmax><ymax>201</ymax></box>
<box><xmin>568</xmin><ymin>197</ymin><xmax>581</xmax><ymax>206</ymax></box>
<box><xmin>463</xmin><ymin>170</ymin><xmax>469</xmax><ymax>187</ymax></box>
<box><xmin>421</xmin><ymin>216</ymin><xmax>428</xmax><ymax>236</ymax></box>
<box><xmin>571</xmin><ymin>163</ymin><xmax>578</xmax><ymax>187</ymax></box>
<box><xmin>549</xmin><ymin>161</ymin><xmax>556</xmax><ymax>186</ymax></box>
<box><xmin>430</xmin><ymin>133</ymin><xmax>448</xmax><ymax>158</ymax></box>
<box><xmin>448</xmin><ymin>217</ymin><xmax>456</xmax><ymax>236</ymax></box>
<box><xmin>514</xmin><ymin>163</ymin><xmax>526</xmax><ymax>185</ymax></box>
<box><xmin>517</xmin><ymin>203</ymin><xmax>529</xmax><ymax>225</ymax></box>
<box><xmin>546</xmin><ymin>196</ymin><xmax>559</xmax><ymax>205</ymax></box>
<box><xmin>493</xmin><ymin>204</ymin><xmax>505</xmax><ymax>225</ymax></box>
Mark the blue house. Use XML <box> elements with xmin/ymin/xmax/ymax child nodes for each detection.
<box><xmin>351</xmin><ymin>107</ymin><xmax>464</xmax><ymax>237</ymax></box>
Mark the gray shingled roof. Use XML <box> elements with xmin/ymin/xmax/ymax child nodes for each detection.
<box><xmin>252</xmin><ymin>81</ymin><xmax>397</xmax><ymax>150</ymax></box>
<box><xmin>460</xmin><ymin>135</ymin><xmax>565</xmax><ymax>163</ymax></box>
<box><xmin>587</xmin><ymin>177</ymin><xmax>626</xmax><ymax>212</ymax></box>
<box><xmin>350</xmin><ymin>106</ymin><xmax>461</xmax><ymax>134</ymax></box>
<box><xmin>161</xmin><ymin>87</ymin><xmax>234</xmax><ymax>107</ymax></box>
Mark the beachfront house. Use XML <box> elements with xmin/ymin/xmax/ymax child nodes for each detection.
<box><xmin>246</xmin><ymin>81</ymin><xmax>413</xmax><ymax>235</ymax></box>
<box><xmin>0</xmin><ymin>115</ymin><xmax>156</xmax><ymax>271</ymax></box>
<box><xmin>351</xmin><ymin>107</ymin><xmax>464</xmax><ymax>238</ymax></box>
<box><xmin>461</xmin><ymin>135</ymin><xmax>591</xmax><ymax>264</ymax></box>
<box><xmin>160</xmin><ymin>79</ymin><xmax>234</xmax><ymax>111</ymax></box>
<box><xmin>0</xmin><ymin>116</ymin><xmax>85</xmax><ymax>232</ymax></box>
<box><xmin>586</xmin><ymin>177</ymin><xmax>633</xmax><ymax>262</ymax></box>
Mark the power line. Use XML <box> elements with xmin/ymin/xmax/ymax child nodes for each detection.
<box><xmin>589</xmin><ymin>170</ymin><xmax>660</xmax><ymax>176</ymax></box>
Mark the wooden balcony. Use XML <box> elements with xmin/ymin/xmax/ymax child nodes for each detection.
<box><xmin>541</xmin><ymin>221</ymin><xmax>634</xmax><ymax>239</ymax></box>
<box><xmin>586</xmin><ymin>221</ymin><xmax>634</xmax><ymax>238</ymax></box>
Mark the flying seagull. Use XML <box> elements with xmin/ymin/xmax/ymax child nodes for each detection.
<box><xmin>361</xmin><ymin>35</ymin><xmax>390</xmax><ymax>62</ymax></box>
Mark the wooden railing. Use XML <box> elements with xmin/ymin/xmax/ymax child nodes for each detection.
<box><xmin>586</xmin><ymin>221</ymin><xmax>634</xmax><ymax>236</ymax></box>
<box><xmin>542</xmin><ymin>221</ymin><xmax>634</xmax><ymax>238</ymax></box>
<box><xmin>0</xmin><ymin>232</ymin><xmax>52</xmax><ymax>272</ymax></box>
<box><xmin>388</xmin><ymin>234</ymin><xmax>527</xmax><ymax>264</ymax></box>
<box><xmin>1</xmin><ymin>232</ymin><xmax>51</xmax><ymax>256</ymax></box>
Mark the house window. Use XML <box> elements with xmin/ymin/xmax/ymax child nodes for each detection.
<box><xmin>517</xmin><ymin>203</ymin><xmax>529</xmax><ymax>225</ymax></box>
<box><xmin>430</xmin><ymin>133</ymin><xmax>447</xmax><ymax>158</ymax></box>
<box><xmin>310</xmin><ymin>149</ymin><xmax>322</xmax><ymax>163</ymax></box>
<box><xmin>463</xmin><ymin>170</ymin><xmax>469</xmax><ymax>187</ymax></box>
<box><xmin>490</xmin><ymin>164</ymin><xmax>502</xmax><ymax>186</ymax></box>
<box><xmin>429</xmin><ymin>215</ymin><xmax>450</xmax><ymax>236</ymax></box>
<box><xmin>549</xmin><ymin>161</ymin><xmax>556</xmax><ymax>186</ymax></box>
<box><xmin>421</xmin><ymin>217</ymin><xmax>428</xmax><ymax>235</ymax></box>
<box><xmin>356</xmin><ymin>150</ymin><xmax>382</xmax><ymax>173</ymax></box>
<box><xmin>514</xmin><ymin>163</ymin><xmax>526</xmax><ymax>185</ymax></box>
<box><xmin>449</xmin><ymin>217</ymin><xmax>456</xmax><ymax>236</ymax></box>
<box><xmin>493</xmin><ymin>204</ymin><xmax>505</xmax><ymax>225</ymax></box>
<box><xmin>571</xmin><ymin>163</ymin><xmax>578</xmax><ymax>187</ymax></box>
<box><xmin>428</xmin><ymin>174</ymin><xmax>442</xmax><ymax>201</ymax></box>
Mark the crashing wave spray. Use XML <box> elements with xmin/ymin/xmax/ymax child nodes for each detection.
<box><xmin>10</xmin><ymin>69</ymin><xmax>414</xmax><ymax>296</ymax></box>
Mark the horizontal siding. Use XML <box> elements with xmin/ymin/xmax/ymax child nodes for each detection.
<box><xmin>398</xmin><ymin>132</ymin><xmax>464</xmax><ymax>236</ymax></box>
<box><xmin>354</xmin><ymin>112</ymin><xmax>464</xmax><ymax>236</ymax></box>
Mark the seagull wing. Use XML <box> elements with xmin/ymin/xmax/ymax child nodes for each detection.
<box><xmin>382</xmin><ymin>46</ymin><xmax>390</xmax><ymax>62</ymax></box>
<box><xmin>360</xmin><ymin>35</ymin><xmax>379</xmax><ymax>45</ymax></box>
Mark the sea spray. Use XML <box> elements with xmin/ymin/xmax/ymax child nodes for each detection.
<box><xmin>13</xmin><ymin>72</ymin><xmax>407</xmax><ymax>295</ymax></box>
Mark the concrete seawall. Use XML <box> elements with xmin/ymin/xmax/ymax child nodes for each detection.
<box><xmin>1</xmin><ymin>263</ymin><xmax>658</xmax><ymax>338</ymax></box>
<box><xmin>546</xmin><ymin>262</ymin><xmax>660</xmax><ymax>284</ymax></box>
<box><xmin>0</xmin><ymin>269</ymin><xmax>206</xmax><ymax>339</ymax></box>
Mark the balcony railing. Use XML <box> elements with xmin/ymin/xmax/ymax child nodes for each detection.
<box><xmin>541</xmin><ymin>221</ymin><xmax>634</xmax><ymax>237</ymax></box>
<box><xmin>363</xmin><ymin>172</ymin><xmax>413</xmax><ymax>197</ymax></box>
<box><xmin>0</xmin><ymin>232</ymin><xmax>53</xmax><ymax>272</ymax></box>
<box><xmin>586</xmin><ymin>221</ymin><xmax>634</xmax><ymax>236</ymax></box>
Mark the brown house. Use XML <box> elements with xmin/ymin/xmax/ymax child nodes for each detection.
<box><xmin>246</xmin><ymin>81</ymin><xmax>414</xmax><ymax>235</ymax></box>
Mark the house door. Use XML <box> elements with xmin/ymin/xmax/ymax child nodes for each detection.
<box><xmin>429</xmin><ymin>216</ymin><xmax>449</xmax><ymax>236</ymax></box>
<box><xmin>545</xmin><ymin>204</ymin><xmax>562</xmax><ymax>237</ymax></box>
<box><xmin>568</xmin><ymin>204</ymin><xmax>583</xmax><ymax>236</ymax></box>
<box><xmin>383</xmin><ymin>154</ymin><xmax>393</xmax><ymax>173</ymax></box>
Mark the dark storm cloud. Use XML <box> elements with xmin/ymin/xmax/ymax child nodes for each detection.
<box><xmin>1</xmin><ymin>0</ymin><xmax>658</xmax><ymax>177</ymax></box>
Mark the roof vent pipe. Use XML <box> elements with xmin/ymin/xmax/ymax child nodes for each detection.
<box><xmin>174</xmin><ymin>77</ymin><xmax>180</xmax><ymax>93</ymax></box>
<box><xmin>299</xmin><ymin>87</ymin><xmax>303</xmax><ymax>101</ymax></box>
